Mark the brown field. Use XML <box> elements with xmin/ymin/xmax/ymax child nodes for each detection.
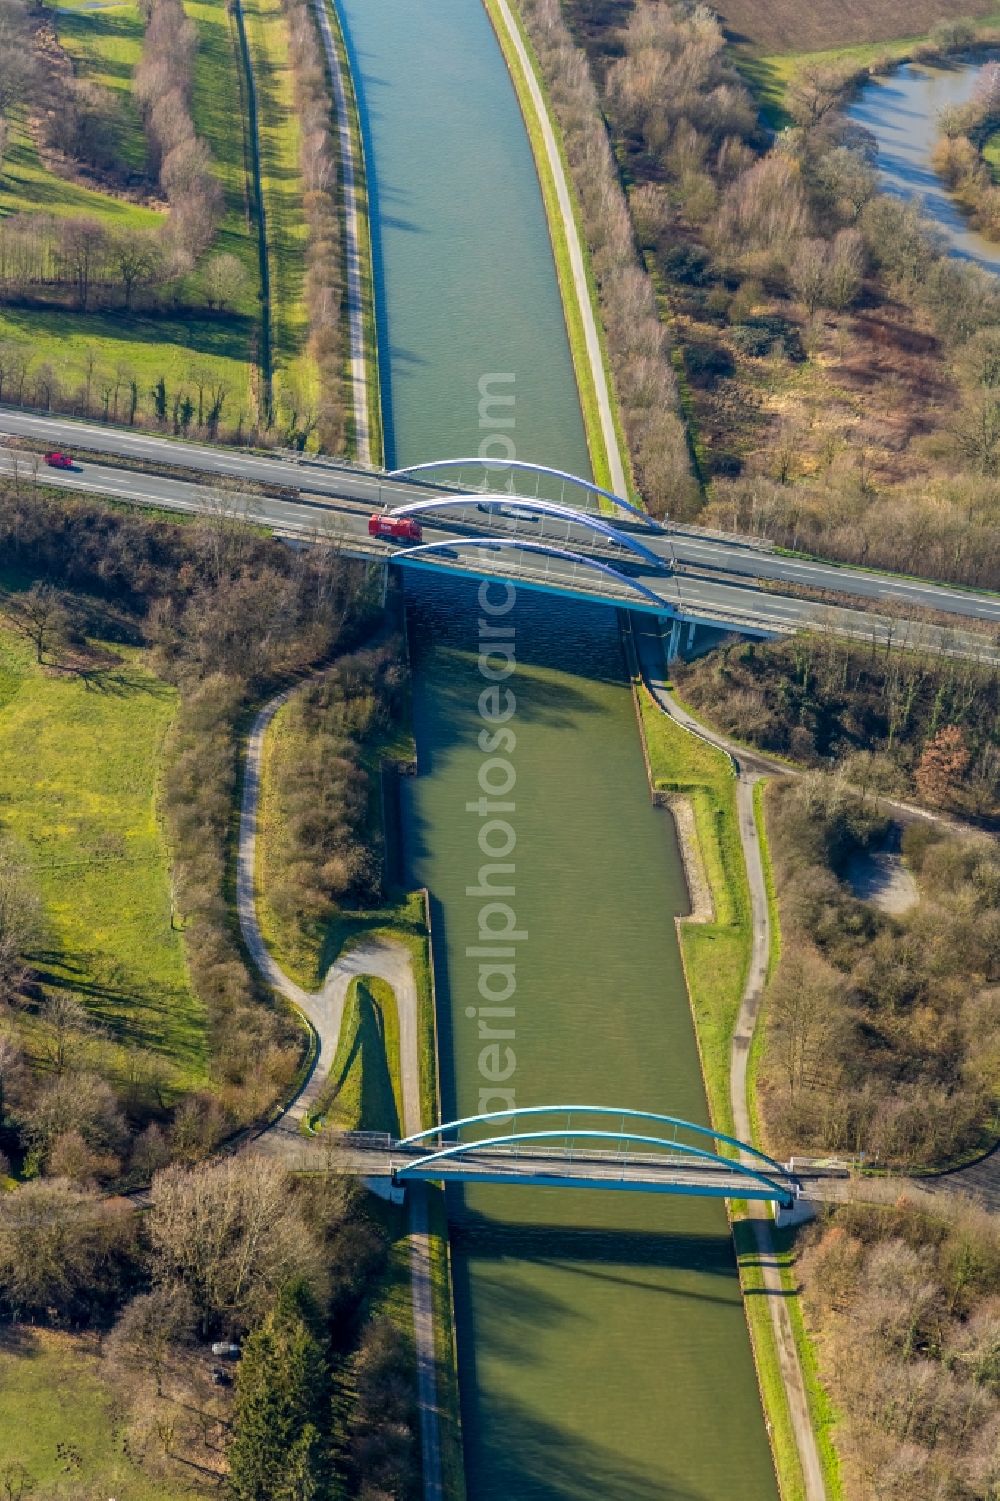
<box><xmin>714</xmin><ymin>0</ymin><xmax>996</xmax><ymax>53</ymax></box>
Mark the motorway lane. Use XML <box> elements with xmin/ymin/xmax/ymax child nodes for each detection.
<box><xmin>0</xmin><ymin>405</ymin><xmax>395</xmax><ymax>506</ymax></box>
<box><xmin>1</xmin><ymin>442</ymin><xmax>997</xmax><ymax>658</ymax></box>
<box><xmin>2</xmin><ymin>406</ymin><xmax>999</xmax><ymax>622</ymax></box>
<box><xmin>670</xmin><ymin>535</ymin><xmax>1000</xmax><ymax>622</ymax></box>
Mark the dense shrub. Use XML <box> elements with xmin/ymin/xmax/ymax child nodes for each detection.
<box><xmin>265</xmin><ymin>647</ymin><xmax>407</xmax><ymax>949</ymax></box>
<box><xmin>758</xmin><ymin>776</ymin><xmax>1000</xmax><ymax>1168</ymax></box>
<box><xmin>729</xmin><ymin>316</ymin><xmax>804</xmax><ymax>361</ymax></box>
<box><xmin>674</xmin><ymin>634</ymin><xmax>1000</xmax><ymax>815</ymax></box>
<box><xmin>798</xmin><ymin>1198</ymin><xmax>1000</xmax><ymax>1501</ymax></box>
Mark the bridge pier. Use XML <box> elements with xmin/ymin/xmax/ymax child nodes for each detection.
<box><xmin>665</xmin><ymin>616</ymin><xmax>682</xmax><ymax>662</ymax></box>
<box><xmin>775</xmin><ymin>1196</ymin><xmax>818</xmax><ymax>1230</ymax></box>
<box><xmin>364</xmin><ymin>1174</ymin><xmax>405</xmax><ymax>1204</ymax></box>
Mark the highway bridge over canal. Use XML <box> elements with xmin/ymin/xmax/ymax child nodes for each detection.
<box><xmin>2</xmin><ymin>409</ymin><xmax>998</xmax><ymax>660</ymax></box>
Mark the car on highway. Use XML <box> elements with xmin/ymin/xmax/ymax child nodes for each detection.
<box><xmin>368</xmin><ymin>513</ymin><xmax>422</xmax><ymax>543</ymax></box>
<box><xmin>476</xmin><ymin>501</ymin><xmax>539</xmax><ymax>520</ymax></box>
<box><xmin>43</xmin><ymin>451</ymin><xmax>74</xmax><ymax>470</ymax></box>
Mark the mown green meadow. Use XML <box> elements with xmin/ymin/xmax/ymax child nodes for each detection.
<box><xmin>0</xmin><ymin>614</ymin><xmax>206</xmax><ymax>1092</ymax></box>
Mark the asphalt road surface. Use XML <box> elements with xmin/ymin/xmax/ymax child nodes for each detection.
<box><xmin>2</xmin><ymin>407</ymin><xmax>997</xmax><ymax>656</ymax></box>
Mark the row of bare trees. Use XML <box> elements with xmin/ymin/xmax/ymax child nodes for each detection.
<box><xmin>279</xmin><ymin>0</ymin><xmax>349</xmax><ymax>453</ymax></box>
<box><xmin>0</xmin><ymin>333</ymin><xmax>245</xmax><ymax>439</ymax></box>
<box><xmin>134</xmin><ymin>0</ymin><xmax>224</xmax><ymax>266</ymax></box>
<box><xmin>512</xmin><ymin>0</ymin><xmax>698</xmax><ymax>518</ymax></box>
<box><xmin>0</xmin><ymin>0</ymin><xmax>35</xmax><ymax>178</ymax></box>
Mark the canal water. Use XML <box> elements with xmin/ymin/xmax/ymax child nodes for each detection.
<box><xmin>846</xmin><ymin>57</ymin><xmax>1000</xmax><ymax>274</ymax></box>
<box><xmin>335</xmin><ymin>0</ymin><xmax>780</xmax><ymax>1494</ymax></box>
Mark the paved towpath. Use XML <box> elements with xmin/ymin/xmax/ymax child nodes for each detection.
<box><xmin>490</xmin><ymin>0</ymin><xmax>627</xmax><ymax>497</ymax></box>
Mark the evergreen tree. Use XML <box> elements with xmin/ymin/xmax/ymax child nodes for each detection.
<box><xmin>229</xmin><ymin>1281</ymin><xmax>329</xmax><ymax>1501</ymax></box>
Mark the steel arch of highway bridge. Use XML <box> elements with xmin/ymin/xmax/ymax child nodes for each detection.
<box><xmin>395</xmin><ymin>1105</ymin><xmax>798</xmax><ymax>1205</ymax></box>
<box><xmin>386</xmin><ymin>493</ymin><xmax>666</xmax><ymax>570</ymax></box>
<box><xmin>389</xmin><ymin>536</ymin><xmax>670</xmax><ymax>612</ymax></box>
<box><xmin>387</xmin><ymin>457</ymin><xmax>659</xmax><ymax>530</ymax></box>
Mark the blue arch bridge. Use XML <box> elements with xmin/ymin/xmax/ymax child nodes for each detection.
<box><xmin>312</xmin><ymin>1106</ymin><xmax>846</xmax><ymax>1212</ymax></box>
<box><xmin>359</xmin><ymin>457</ymin><xmax>996</xmax><ymax>663</ymax></box>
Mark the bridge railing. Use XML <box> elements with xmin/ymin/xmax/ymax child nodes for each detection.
<box><xmin>391</xmin><ymin>1106</ymin><xmax>800</xmax><ymax>1204</ymax></box>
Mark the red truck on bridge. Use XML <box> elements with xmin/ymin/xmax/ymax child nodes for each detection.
<box><xmin>368</xmin><ymin>513</ymin><xmax>422</xmax><ymax>544</ymax></box>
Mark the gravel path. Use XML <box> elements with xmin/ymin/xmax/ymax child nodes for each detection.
<box><xmin>237</xmin><ymin>684</ymin><xmax>443</xmax><ymax>1500</ymax></box>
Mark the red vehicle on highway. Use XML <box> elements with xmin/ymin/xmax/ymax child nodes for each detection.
<box><xmin>43</xmin><ymin>451</ymin><xmax>74</xmax><ymax>470</ymax></box>
<box><xmin>368</xmin><ymin>513</ymin><xmax>422</xmax><ymax>544</ymax></box>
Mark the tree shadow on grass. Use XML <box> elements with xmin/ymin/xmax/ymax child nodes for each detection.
<box><xmin>317</xmin><ymin>979</ymin><xmax>399</xmax><ymax>1135</ymax></box>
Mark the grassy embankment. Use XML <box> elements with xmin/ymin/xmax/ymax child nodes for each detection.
<box><xmin>324</xmin><ymin>0</ymin><xmax>384</xmax><ymax>464</ymax></box>
<box><xmin>0</xmin><ymin>0</ymin><xmax>260</xmax><ymax>414</ymax></box>
<box><xmin>480</xmin><ymin>0</ymin><xmax>631</xmax><ymax>497</ymax></box>
<box><xmin>309</xmin><ymin>975</ymin><xmax>401</xmax><ymax>1131</ymax></box>
<box><xmin>635</xmin><ymin>684</ymin><xmax>842</xmax><ymax>1501</ymax></box>
<box><xmin>254</xmin><ymin>670</ymin><xmax>465</xmax><ymax>1497</ymax></box>
<box><xmin>0</xmin><ymin>599</ymin><xmax>206</xmax><ymax>1094</ymax></box>
<box><xmin>0</xmin><ymin>1327</ymin><xmax>217</xmax><ymax>1501</ymax></box>
<box><xmin>635</xmin><ymin>689</ymin><xmax>749</xmax><ymax>1130</ymax></box>
<box><xmin>240</xmin><ymin>0</ymin><xmax>317</xmax><ymax>418</ymax></box>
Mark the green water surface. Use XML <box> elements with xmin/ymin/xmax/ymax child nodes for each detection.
<box><xmin>335</xmin><ymin>0</ymin><xmax>781</xmax><ymax>1493</ymax></box>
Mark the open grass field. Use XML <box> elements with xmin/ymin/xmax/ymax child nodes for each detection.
<box><xmin>715</xmin><ymin>0</ymin><xmax>999</xmax><ymax>55</ymax></box>
<box><xmin>240</xmin><ymin>0</ymin><xmax>316</xmax><ymax>412</ymax></box>
<box><xmin>0</xmin><ymin>606</ymin><xmax>206</xmax><ymax>1092</ymax></box>
<box><xmin>0</xmin><ymin>1326</ymin><xmax>223</xmax><ymax>1498</ymax></box>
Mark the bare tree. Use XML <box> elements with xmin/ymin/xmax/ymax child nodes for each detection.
<box><xmin>0</xmin><ymin>1177</ymin><xmax>134</xmax><ymax>1317</ymax></box>
<box><xmin>110</xmin><ymin>229</ymin><xmax>164</xmax><ymax>311</ymax></box>
<box><xmin>148</xmin><ymin>1154</ymin><xmax>324</xmax><ymax>1332</ymax></box>
<box><xmin>0</xmin><ymin>1030</ymin><xmax>24</xmax><ymax>1127</ymax></box>
<box><xmin>200</xmin><ymin>251</ymin><xmax>248</xmax><ymax>312</ymax></box>
<box><xmin>107</xmin><ymin>1283</ymin><xmax>196</xmax><ymax>1395</ymax></box>
<box><xmin>37</xmin><ymin>992</ymin><xmax>93</xmax><ymax>1076</ymax></box>
<box><xmin>6</xmin><ymin>581</ymin><xmax>68</xmax><ymax>663</ymax></box>
<box><xmin>59</xmin><ymin>218</ymin><xmax>107</xmax><ymax>312</ymax></box>
<box><xmin>786</xmin><ymin>63</ymin><xmax>851</xmax><ymax>130</ymax></box>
